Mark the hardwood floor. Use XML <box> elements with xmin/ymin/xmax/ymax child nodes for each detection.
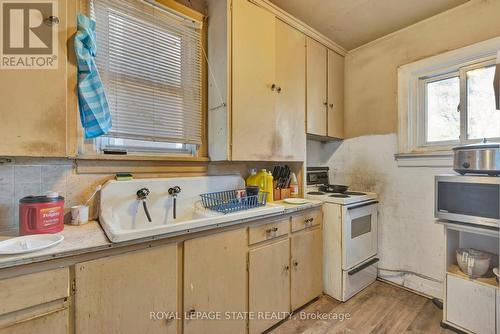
<box><xmin>270</xmin><ymin>281</ymin><xmax>454</xmax><ymax>334</ymax></box>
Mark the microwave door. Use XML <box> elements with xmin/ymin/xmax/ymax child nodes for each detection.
<box><xmin>342</xmin><ymin>202</ymin><xmax>378</xmax><ymax>270</ymax></box>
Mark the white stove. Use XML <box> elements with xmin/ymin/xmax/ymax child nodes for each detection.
<box><xmin>306</xmin><ymin>167</ymin><xmax>379</xmax><ymax>302</ymax></box>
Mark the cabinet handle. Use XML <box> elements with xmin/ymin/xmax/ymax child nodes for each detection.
<box><xmin>329</xmin><ymin>103</ymin><xmax>334</xmax><ymax>108</ymax></box>
<box><xmin>266</xmin><ymin>227</ymin><xmax>278</xmax><ymax>234</ymax></box>
<box><xmin>323</xmin><ymin>101</ymin><xmax>328</xmax><ymax>106</ymax></box>
<box><xmin>276</xmin><ymin>86</ymin><xmax>282</xmax><ymax>93</ymax></box>
<box><xmin>271</xmin><ymin>83</ymin><xmax>277</xmax><ymax>91</ymax></box>
<box><xmin>284</xmin><ymin>265</ymin><xmax>290</xmax><ymax>271</ymax></box>
<box><xmin>293</xmin><ymin>260</ymin><xmax>299</xmax><ymax>267</ymax></box>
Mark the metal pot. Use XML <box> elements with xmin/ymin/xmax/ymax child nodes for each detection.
<box><xmin>453</xmin><ymin>139</ymin><xmax>500</xmax><ymax>176</ymax></box>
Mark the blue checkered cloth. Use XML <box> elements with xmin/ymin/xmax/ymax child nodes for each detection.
<box><xmin>75</xmin><ymin>14</ymin><xmax>111</xmax><ymax>139</ymax></box>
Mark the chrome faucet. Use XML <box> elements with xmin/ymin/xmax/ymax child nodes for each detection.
<box><xmin>168</xmin><ymin>186</ymin><xmax>181</xmax><ymax>219</ymax></box>
<box><xmin>136</xmin><ymin>188</ymin><xmax>152</xmax><ymax>222</ymax></box>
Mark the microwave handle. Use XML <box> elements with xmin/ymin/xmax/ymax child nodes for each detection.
<box><xmin>347</xmin><ymin>200</ymin><xmax>379</xmax><ymax>210</ymax></box>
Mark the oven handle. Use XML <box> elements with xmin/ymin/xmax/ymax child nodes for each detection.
<box><xmin>348</xmin><ymin>258</ymin><xmax>379</xmax><ymax>276</ymax></box>
<box><xmin>347</xmin><ymin>200</ymin><xmax>379</xmax><ymax>210</ymax></box>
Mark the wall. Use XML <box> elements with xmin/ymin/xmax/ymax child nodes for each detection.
<box><xmin>344</xmin><ymin>0</ymin><xmax>500</xmax><ymax>138</ymax></box>
<box><xmin>325</xmin><ymin>0</ymin><xmax>500</xmax><ymax>298</ymax></box>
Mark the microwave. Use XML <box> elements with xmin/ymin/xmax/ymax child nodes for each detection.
<box><xmin>435</xmin><ymin>175</ymin><xmax>499</xmax><ymax>227</ymax></box>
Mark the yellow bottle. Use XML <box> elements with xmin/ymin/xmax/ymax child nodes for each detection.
<box><xmin>246</xmin><ymin>168</ymin><xmax>258</xmax><ymax>186</ymax></box>
<box><xmin>256</xmin><ymin>169</ymin><xmax>268</xmax><ymax>193</ymax></box>
<box><xmin>266</xmin><ymin>171</ymin><xmax>274</xmax><ymax>202</ymax></box>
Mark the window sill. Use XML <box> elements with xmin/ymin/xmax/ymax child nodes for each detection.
<box><xmin>394</xmin><ymin>152</ymin><xmax>453</xmax><ymax>167</ymax></box>
<box><xmin>75</xmin><ymin>154</ymin><xmax>210</xmax><ymax>162</ymax></box>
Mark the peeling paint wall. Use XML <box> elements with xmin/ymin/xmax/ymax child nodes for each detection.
<box><xmin>344</xmin><ymin>0</ymin><xmax>500</xmax><ymax>138</ymax></box>
<box><xmin>324</xmin><ymin>134</ymin><xmax>452</xmax><ymax>297</ymax></box>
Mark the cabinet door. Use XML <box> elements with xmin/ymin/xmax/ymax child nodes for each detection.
<box><xmin>232</xmin><ymin>0</ymin><xmax>276</xmax><ymax>160</ymax></box>
<box><xmin>0</xmin><ymin>308</ymin><xmax>68</xmax><ymax>334</ymax></box>
<box><xmin>74</xmin><ymin>244</ymin><xmax>179</xmax><ymax>334</ymax></box>
<box><xmin>249</xmin><ymin>239</ymin><xmax>290</xmax><ymax>334</ymax></box>
<box><xmin>327</xmin><ymin>50</ymin><xmax>344</xmax><ymax>139</ymax></box>
<box><xmin>446</xmin><ymin>274</ymin><xmax>496</xmax><ymax>334</ymax></box>
<box><xmin>0</xmin><ymin>0</ymin><xmax>77</xmax><ymax>157</ymax></box>
<box><xmin>291</xmin><ymin>228</ymin><xmax>323</xmax><ymax>310</ymax></box>
<box><xmin>184</xmin><ymin>228</ymin><xmax>247</xmax><ymax>334</ymax></box>
<box><xmin>274</xmin><ymin>20</ymin><xmax>306</xmax><ymax>161</ymax></box>
<box><xmin>306</xmin><ymin>37</ymin><xmax>327</xmax><ymax>137</ymax></box>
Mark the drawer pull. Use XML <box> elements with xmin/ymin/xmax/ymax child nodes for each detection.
<box><xmin>266</xmin><ymin>227</ymin><xmax>279</xmax><ymax>234</ymax></box>
<box><xmin>304</xmin><ymin>217</ymin><xmax>314</xmax><ymax>225</ymax></box>
<box><xmin>284</xmin><ymin>265</ymin><xmax>290</xmax><ymax>271</ymax></box>
<box><xmin>293</xmin><ymin>260</ymin><xmax>299</xmax><ymax>267</ymax></box>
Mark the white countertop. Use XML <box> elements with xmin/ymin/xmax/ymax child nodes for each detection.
<box><xmin>0</xmin><ymin>199</ymin><xmax>322</xmax><ymax>270</ymax></box>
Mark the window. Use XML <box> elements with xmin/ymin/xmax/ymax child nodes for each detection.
<box><xmin>398</xmin><ymin>37</ymin><xmax>500</xmax><ymax>155</ymax></box>
<box><xmin>84</xmin><ymin>0</ymin><xmax>203</xmax><ymax>156</ymax></box>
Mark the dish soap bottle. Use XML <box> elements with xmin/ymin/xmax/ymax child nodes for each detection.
<box><xmin>256</xmin><ymin>169</ymin><xmax>268</xmax><ymax>193</ymax></box>
<box><xmin>246</xmin><ymin>168</ymin><xmax>258</xmax><ymax>186</ymax></box>
<box><xmin>290</xmin><ymin>172</ymin><xmax>299</xmax><ymax>198</ymax></box>
<box><xmin>266</xmin><ymin>171</ymin><xmax>274</xmax><ymax>202</ymax></box>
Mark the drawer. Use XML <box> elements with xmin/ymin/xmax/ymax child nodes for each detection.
<box><xmin>0</xmin><ymin>268</ymin><xmax>69</xmax><ymax>316</ymax></box>
<box><xmin>342</xmin><ymin>261</ymin><xmax>377</xmax><ymax>302</ymax></box>
<box><xmin>249</xmin><ymin>218</ymin><xmax>289</xmax><ymax>245</ymax></box>
<box><xmin>291</xmin><ymin>208</ymin><xmax>322</xmax><ymax>232</ymax></box>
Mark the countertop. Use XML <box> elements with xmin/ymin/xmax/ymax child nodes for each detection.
<box><xmin>0</xmin><ymin>199</ymin><xmax>322</xmax><ymax>270</ymax></box>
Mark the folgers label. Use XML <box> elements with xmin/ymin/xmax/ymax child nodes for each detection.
<box><xmin>40</xmin><ymin>207</ymin><xmax>63</xmax><ymax>227</ymax></box>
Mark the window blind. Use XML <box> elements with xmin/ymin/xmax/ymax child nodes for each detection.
<box><xmin>86</xmin><ymin>0</ymin><xmax>203</xmax><ymax>145</ymax></box>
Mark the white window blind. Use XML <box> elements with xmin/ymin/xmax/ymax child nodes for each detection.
<box><xmin>87</xmin><ymin>0</ymin><xmax>203</xmax><ymax>145</ymax></box>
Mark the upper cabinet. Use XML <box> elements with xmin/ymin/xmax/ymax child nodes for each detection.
<box><xmin>209</xmin><ymin>0</ymin><xmax>306</xmax><ymax>161</ymax></box>
<box><xmin>0</xmin><ymin>0</ymin><xmax>77</xmax><ymax>157</ymax></box>
<box><xmin>306</xmin><ymin>37</ymin><xmax>345</xmax><ymax>139</ymax></box>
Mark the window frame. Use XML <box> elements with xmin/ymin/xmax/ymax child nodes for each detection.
<box><xmin>398</xmin><ymin>37</ymin><xmax>500</xmax><ymax>157</ymax></box>
<box><xmin>77</xmin><ymin>0</ymin><xmax>208</xmax><ymax>161</ymax></box>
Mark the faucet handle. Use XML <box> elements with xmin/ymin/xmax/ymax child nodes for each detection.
<box><xmin>168</xmin><ymin>186</ymin><xmax>181</xmax><ymax>195</ymax></box>
<box><xmin>137</xmin><ymin>188</ymin><xmax>150</xmax><ymax>200</ymax></box>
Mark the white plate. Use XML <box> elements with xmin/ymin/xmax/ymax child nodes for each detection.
<box><xmin>283</xmin><ymin>198</ymin><xmax>309</xmax><ymax>205</ymax></box>
<box><xmin>0</xmin><ymin>234</ymin><xmax>64</xmax><ymax>255</ymax></box>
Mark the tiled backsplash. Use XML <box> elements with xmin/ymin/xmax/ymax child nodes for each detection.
<box><xmin>0</xmin><ymin>159</ymin><xmax>109</xmax><ymax>236</ymax></box>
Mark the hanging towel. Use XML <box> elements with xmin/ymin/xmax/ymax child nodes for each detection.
<box><xmin>75</xmin><ymin>14</ymin><xmax>111</xmax><ymax>139</ymax></box>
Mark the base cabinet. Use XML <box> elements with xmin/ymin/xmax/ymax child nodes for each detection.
<box><xmin>74</xmin><ymin>244</ymin><xmax>179</xmax><ymax>334</ymax></box>
<box><xmin>249</xmin><ymin>238</ymin><xmax>291</xmax><ymax>334</ymax></box>
<box><xmin>183</xmin><ymin>228</ymin><xmax>247</xmax><ymax>334</ymax></box>
<box><xmin>446</xmin><ymin>274</ymin><xmax>496</xmax><ymax>334</ymax></box>
<box><xmin>291</xmin><ymin>228</ymin><xmax>323</xmax><ymax>310</ymax></box>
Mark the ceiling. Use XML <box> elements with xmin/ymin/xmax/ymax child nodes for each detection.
<box><xmin>269</xmin><ymin>0</ymin><xmax>469</xmax><ymax>50</ymax></box>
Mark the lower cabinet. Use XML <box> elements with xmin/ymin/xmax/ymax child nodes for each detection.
<box><xmin>291</xmin><ymin>227</ymin><xmax>323</xmax><ymax>310</ymax></box>
<box><xmin>183</xmin><ymin>228</ymin><xmax>248</xmax><ymax>334</ymax></box>
<box><xmin>249</xmin><ymin>238</ymin><xmax>290</xmax><ymax>334</ymax></box>
<box><xmin>0</xmin><ymin>308</ymin><xmax>69</xmax><ymax>334</ymax></box>
<box><xmin>74</xmin><ymin>244</ymin><xmax>179</xmax><ymax>334</ymax></box>
<box><xmin>446</xmin><ymin>274</ymin><xmax>496</xmax><ymax>334</ymax></box>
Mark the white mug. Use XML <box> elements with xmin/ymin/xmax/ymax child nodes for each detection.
<box><xmin>71</xmin><ymin>205</ymin><xmax>89</xmax><ymax>225</ymax></box>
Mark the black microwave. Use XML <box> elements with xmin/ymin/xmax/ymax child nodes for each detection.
<box><xmin>435</xmin><ymin>175</ymin><xmax>499</xmax><ymax>227</ymax></box>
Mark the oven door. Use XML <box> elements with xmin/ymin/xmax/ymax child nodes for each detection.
<box><xmin>435</xmin><ymin>175</ymin><xmax>499</xmax><ymax>227</ymax></box>
<box><xmin>342</xmin><ymin>201</ymin><xmax>378</xmax><ymax>270</ymax></box>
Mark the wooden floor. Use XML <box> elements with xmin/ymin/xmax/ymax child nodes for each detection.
<box><xmin>270</xmin><ymin>281</ymin><xmax>454</xmax><ymax>334</ymax></box>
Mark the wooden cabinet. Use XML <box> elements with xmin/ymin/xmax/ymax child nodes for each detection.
<box><xmin>306</xmin><ymin>37</ymin><xmax>344</xmax><ymax>139</ymax></box>
<box><xmin>0</xmin><ymin>0</ymin><xmax>77</xmax><ymax>157</ymax></box>
<box><xmin>0</xmin><ymin>268</ymin><xmax>69</xmax><ymax>334</ymax></box>
<box><xmin>327</xmin><ymin>49</ymin><xmax>344</xmax><ymax>139</ymax></box>
<box><xmin>210</xmin><ymin>0</ymin><xmax>306</xmax><ymax>161</ymax></box>
<box><xmin>290</xmin><ymin>227</ymin><xmax>323</xmax><ymax>310</ymax></box>
<box><xmin>74</xmin><ymin>244</ymin><xmax>179</xmax><ymax>334</ymax></box>
<box><xmin>306</xmin><ymin>37</ymin><xmax>328</xmax><ymax>137</ymax></box>
<box><xmin>249</xmin><ymin>239</ymin><xmax>290</xmax><ymax>334</ymax></box>
<box><xmin>184</xmin><ymin>228</ymin><xmax>247</xmax><ymax>334</ymax></box>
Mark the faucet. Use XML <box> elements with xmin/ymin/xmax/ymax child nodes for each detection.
<box><xmin>168</xmin><ymin>186</ymin><xmax>181</xmax><ymax>219</ymax></box>
<box><xmin>136</xmin><ymin>188</ymin><xmax>152</xmax><ymax>222</ymax></box>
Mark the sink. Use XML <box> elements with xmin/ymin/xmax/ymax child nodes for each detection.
<box><xmin>99</xmin><ymin>176</ymin><xmax>284</xmax><ymax>242</ymax></box>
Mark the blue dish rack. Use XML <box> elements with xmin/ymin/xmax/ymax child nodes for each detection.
<box><xmin>200</xmin><ymin>189</ymin><xmax>268</xmax><ymax>214</ymax></box>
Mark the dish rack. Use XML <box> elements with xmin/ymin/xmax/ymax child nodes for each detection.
<box><xmin>200</xmin><ymin>189</ymin><xmax>268</xmax><ymax>214</ymax></box>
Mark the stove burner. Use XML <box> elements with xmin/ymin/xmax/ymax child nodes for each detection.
<box><xmin>329</xmin><ymin>194</ymin><xmax>350</xmax><ymax>198</ymax></box>
<box><xmin>307</xmin><ymin>191</ymin><xmax>325</xmax><ymax>195</ymax></box>
<box><xmin>343</xmin><ymin>191</ymin><xmax>366</xmax><ymax>196</ymax></box>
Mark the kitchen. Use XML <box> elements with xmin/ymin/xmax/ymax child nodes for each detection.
<box><xmin>0</xmin><ymin>0</ymin><xmax>499</xmax><ymax>333</ymax></box>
